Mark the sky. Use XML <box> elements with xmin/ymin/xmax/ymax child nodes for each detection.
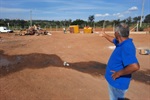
<box><xmin>0</xmin><ymin>0</ymin><xmax>150</xmax><ymax>21</ymax></box>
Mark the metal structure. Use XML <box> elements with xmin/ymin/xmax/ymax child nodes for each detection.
<box><xmin>140</xmin><ymin>0</ymin><xmax>145</xmax><ymax>27</ymax></box>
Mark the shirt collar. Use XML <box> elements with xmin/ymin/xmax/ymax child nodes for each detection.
<box><xmin>116</xmin><ymin>38</ymin><xmax>132</xmax><ymax>47</ymax></box>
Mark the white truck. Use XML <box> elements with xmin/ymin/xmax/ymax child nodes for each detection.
<box><xmin>0</xmin><ymin>26</ymin><xmax>13</xmax><ymax>33</ymax></box>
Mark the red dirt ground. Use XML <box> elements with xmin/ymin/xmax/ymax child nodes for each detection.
<box><xmin>0</xmin><ymin>31</ymin><xmax>150</xmax><ymax>100</ymax></box>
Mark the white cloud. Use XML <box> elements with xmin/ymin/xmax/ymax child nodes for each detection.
<box><xmin>95</xmin><ymin>13</ymin><xmax>110</xmax><ymax>17</ymax></box>
<box><xmin>0</xmin><ymin>7</ymin><xmax>29</xmax><ymax>13</ymax></box>
<box><xmin>113</xmin><ymin>13</ymin><xmax>120</xmax><ymax>16</ymax></box>
<box><xmin>113</xmin><ymin>13</ymin><xmax>124</xmax><ymax>18</ymax></box>
<box><xmin>128</xmin><ymin>6</ymin><xmax>138</xmax><ymax>11</ymax></box>
<box><xmin>112</xmin><ymin>6</ymin><xmax>138</xmax><ymax>18</ymax></box>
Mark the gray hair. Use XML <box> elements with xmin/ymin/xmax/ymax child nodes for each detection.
<box><xmin>115</xmin><ymin>23</ymin><xmax>129</xmax><ymax>37</ymax></box>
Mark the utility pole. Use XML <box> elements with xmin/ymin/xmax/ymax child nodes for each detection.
<box><xmin>136</xmin><ymin>21</ymin><xmax>139</xmax><ymax>32</ymax></box>
<box><xmin>30</xmin><ymin>10</ymin><xmax>32</xmax><ymax>26</ymax></box>
<box><xmin>140</xmin><ymin>0</ymin><xmax>145</xmax><ymax>27</ymax></box>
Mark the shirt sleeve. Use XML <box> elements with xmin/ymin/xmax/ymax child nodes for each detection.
<box><xmin>121</xmin><ymin>44</ymin><xmax>138</xmax><ymax>67</ymax></box>
<box><xmin>113</xmin><ymin>38</ymin><xmax>119</xmax><ymax>46</ymax></box>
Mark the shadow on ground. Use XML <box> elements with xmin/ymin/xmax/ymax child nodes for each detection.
<box><xmin>0</xmin><ymin>50</ymin><xmax>149</xmax><ymax>85</ymax></box>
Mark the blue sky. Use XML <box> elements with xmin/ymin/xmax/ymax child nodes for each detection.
<box><xmin>0</xmin><ymin>0</ymin><xmax>149</xmax><ymax>21</ymax></box>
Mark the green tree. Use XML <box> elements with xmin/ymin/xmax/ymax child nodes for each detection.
<box><xmin>0</xmin><ymin>19</ymin><xmax>5</xmax><ymax>26</ymax></box>
<box><xmin>133</xmin><ymin>16</ymin><xmax>141</xmax><ymax>23</ymax></box>
<box><xmin>144</xmin><ymin>14</ymin><xmax>150</xmax><ymax>23</ymax></box>
<box><xmin>71</xmin><ymin>19</ymin><xmax>86</xmax><ymax>28</ymax></box>
<box><xmin>88</xmin><ymin>15</ymin><xmax>95</xmax><ymax>27</ymax></box>
<box><xmin>125</xmin><ymin>16</ymin><xmax>132</xmax><ymax>26</ymax></box>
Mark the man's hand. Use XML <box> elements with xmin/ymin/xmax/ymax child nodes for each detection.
<box><xmin>99</xmin><ymin>31</ymin><xmax>114</xmax><ymax>43</ymax></box>
<box><xmin>99</xmin><ymin>31</ymin><xmax>106</xmax><ymax>37</ymax></box>
<box><xmin>111</xmin><ymin>63</ymin><xmax>140</xmax><ymax>80</ymax></box>
<box><xmin>111</xmin><ymin>70</ymin><xmax>121</xmax><ymax>80</ymax></box>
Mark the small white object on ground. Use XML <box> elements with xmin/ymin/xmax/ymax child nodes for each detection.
<box><xmin>63</xmin><ymin>62</ymin><xmax>69</xmax><ymax>66</ymax></box>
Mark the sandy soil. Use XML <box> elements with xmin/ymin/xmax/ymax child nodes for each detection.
<box><xmin>0</xmin><ymin>31</ymin><xmax>150</xmax><ymax>100</ymax></box>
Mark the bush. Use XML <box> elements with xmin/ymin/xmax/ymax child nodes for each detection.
<box><xmin>139</xmin><ymin>27</ymin><xmax>144</xmax><ymax>31</ymax></box>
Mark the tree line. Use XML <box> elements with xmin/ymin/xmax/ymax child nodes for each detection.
<box><xmin>0</xmin><ymin>14</ymin><xmax>149</xmax><ymax>31</ymax></box>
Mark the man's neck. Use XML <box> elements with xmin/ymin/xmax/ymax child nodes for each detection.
<box><xmin>118</xmin><ymin>37</ymin><xmax>129</xmax><ymax>43</ymax></box>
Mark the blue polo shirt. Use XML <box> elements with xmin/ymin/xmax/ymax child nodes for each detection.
<box><xmin>105</xmin><ymin>38</ymin><xmax>139</xmax><ymax>90</ymax></box>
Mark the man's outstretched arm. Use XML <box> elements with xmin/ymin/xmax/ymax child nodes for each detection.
<box><xmin>100</xmin><ymin>31</ymin><xmax>114</xmax><ymax>43</ymax></box>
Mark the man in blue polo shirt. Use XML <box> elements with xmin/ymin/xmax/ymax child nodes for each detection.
<box><xmin>100</xmin><ymin>23</ymin><xmax>140</xmax><ymax>100</ymax></box>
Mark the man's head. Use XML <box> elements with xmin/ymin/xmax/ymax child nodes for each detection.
<box><xmin>115</xmin><ymin>23</ymin><xmax>129</xmax><ymax>38</ymax></box>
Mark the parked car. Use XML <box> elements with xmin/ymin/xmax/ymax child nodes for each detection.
<box><xmin>0</xmin><ymin>26</ymin><xmax>13</xmax><ymax>33</ymax></box>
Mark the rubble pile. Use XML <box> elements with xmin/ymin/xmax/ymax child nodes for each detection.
<box><xmin>16</xmin><ymin>25</ymin><xmax>51</xmax><ymax>36</ymax></box>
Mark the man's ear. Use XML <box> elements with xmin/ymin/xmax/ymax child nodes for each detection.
<box><xmin>115</xmin><ymin>32</ymin><xmax>120</xmax><ymax>36</ymax></box>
